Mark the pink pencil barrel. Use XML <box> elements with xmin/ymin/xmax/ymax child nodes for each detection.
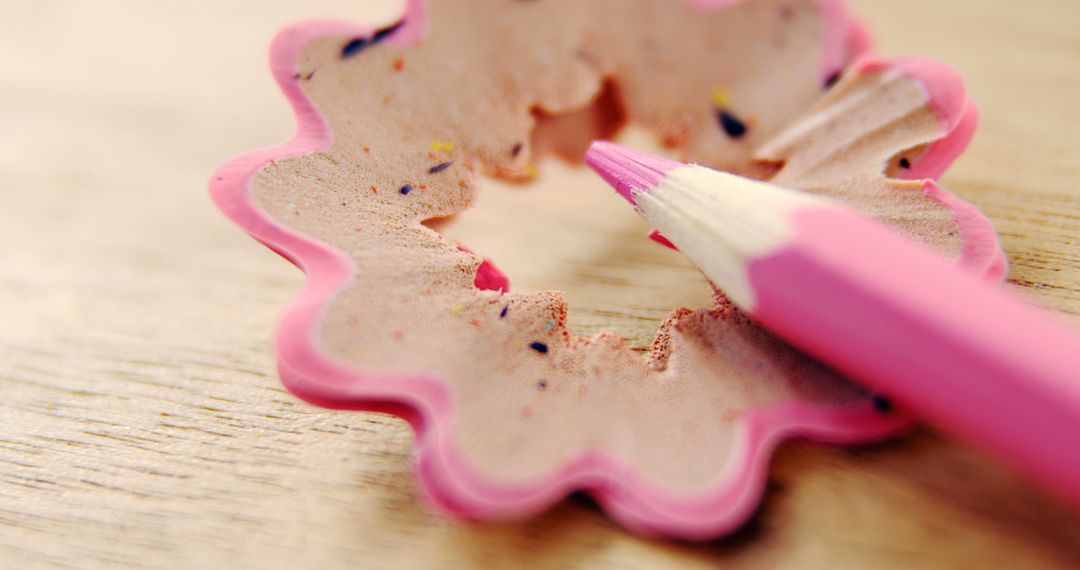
<box><xmin>585</xmin><ymin>140</ymin><xmax>1080</xmax><ymax>508</ymax></box>
<box><xmin>751</xmin><ymin>206</ymin><xmax>1080</xmax><ymax>506</ymax></box>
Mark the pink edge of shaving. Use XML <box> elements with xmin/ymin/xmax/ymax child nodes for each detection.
<box><xmin>211</xmin><ymin>0</ymin><xmax>913</xmax><ymax>539</ymax></box>
<box><xmin>904</xmin><ymin>101</ymin><xmax>980</xmax><ymax>182</ymax></box>
<box><xmin>854</xmin><ymin>55</ymin><xmax>1006</xmax><ymax>282</ymax></box>
<box><xmin>416</xmin><ymin>401</ymin><xmax>908</xmax><ymax>539</ymax></box>
<box><xmin>846</xmin><ymin>16</ymin><xmax>874</xmax><ymax>61</ymax></box>
<box><xmin>923</xmin><ymin>179</ymin><xmax>1009</xmax><ymax>282</ymax></box>
<box><xmin>857</xmin><ymin>56</ymin><xmax>966</xmax><ymax>131</ymax></box>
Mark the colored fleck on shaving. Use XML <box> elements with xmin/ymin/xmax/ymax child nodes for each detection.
<box><xmin>525</xmin><ymin>164</ymin><xmax>538</xmax><ymax>178</ymax></box>
<box><xmin>711</xmin><ymin>88</ymin><xmax>730</xmax><ymax>107</ymax></box>
<box><xmin>431</xmin><ymin>141</ymin><xmax>455</xmax><ymax>153</ymax></box>
<box><xmin>399</xmin><ymin>184</ymin><xmax>413</xmax><ymax>195</ymax></box>
<box><xmin>899</xmin><ymin>158</ymin><xmax>911</xmax><ymax>169</ymax></box>
<box><xmin>450</xmin><ymin>305</ymin><xmax>464</xmax><ymax>315</ymax></box>
<box><xmin>372</xmin><ymin>20</ymin><xmax>405</xmax><ymax>42</ymax></box>
<box><xmin>824</xmin><ymin>71</ymin><xmax>842</xmax><ymax>89</ymax></box>
<box><xmin>393</xmin><ymin>58</ymin><xmax>405</xmax><ymax>71</ymax></box>
<box><xmin>544</xmin><ymin>320</ymin><xmax>555</xmax><ymax>330</ymax></box>
<box><xmin>499</xmin><ymin>305</ymin><xmax>509</xmax><ymax>318</ymax></box>
<box><xmin>371</xmin><ymin>185</ymin><xmax>378</xmax><ymax>194</ymax></box>
<box><xmin>429</xmin><ymin>161</ymin><xmax>454</xmax><ymax>174</ymax></box>
<box><xmin>393</xmin><ymin>331</ymin><xmax>405</xmax><ymax>341</ymax></box>
<box><xmin>469</xmin><ymin>319</ymin><xmax>483</xmax><ymax>327</ymax></box>
<box><xmin>419</xmin><ymin>183</ymin><xmax>427</xmax><ymax>190</ymax></box>
<box><xmin>511</xmin><ymin>142</ymin><xmax>524</xmax><ymax>158</ymax></box>
<box><xmin>717</xmin><ymin>109</ymin><xmax>748</xmax><ymax>139</ymax></box>
<box><xmin>340</xmin><ymin>20</ymin><xmax>405</xmax><ymax>58</ymax></box>
<box><xmin>302</xmin><ymin>70</ymin><xmax>316</xmax><ymax>81</ymax></box>
<box><xmin>871</xmin><ymin>394</ymin><xmax>892</xmax><ymax>413</ymax></box>
<box><xmin>341</xmin><ymin>38</ymin><xmax>370</xmax><ymax>58</ymax></box>
<box><xmin>529</xmin><ymin>341</ymin><xmax>549</xmax><ymax>354</ymax></box>
<box><xmin>711</xmin><ymin>88</ymin><xmax>747</xmax><ymax>139</ymax></box>
<box><xmin>537</xmin><ymin>379</ymin><xmax>548</xmax><ymax>391</ymax></box>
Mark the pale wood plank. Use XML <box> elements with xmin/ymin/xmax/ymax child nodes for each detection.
<box><xmin>2</xmin><ymin>0</ymin><xmax>1078</xmax><ymax>567</ymax></box>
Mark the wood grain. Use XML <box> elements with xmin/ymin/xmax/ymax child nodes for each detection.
<box><xmin>2</xmin><ymin>0</ymin><xmax>1079</xmax><ymax>567</ymax></box>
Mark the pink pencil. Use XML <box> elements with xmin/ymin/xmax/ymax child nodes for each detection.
<box><xmin>586</xmin><ymin>141</ymin><xmax>1080</xmax><ymax>507</ymax></box>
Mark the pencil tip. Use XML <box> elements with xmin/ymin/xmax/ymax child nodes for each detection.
<box><xmin>585</xmin><ymin>141</ymin><xmax>684</xmax><ymax>205</ymax></box>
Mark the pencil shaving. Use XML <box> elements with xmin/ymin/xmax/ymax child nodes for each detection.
<box><xmin>212</xmin><ymin>0</ymin><xmax>1002</xmax><ymax>539</ymax></box>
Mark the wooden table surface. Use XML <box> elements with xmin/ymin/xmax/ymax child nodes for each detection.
<box><xmin>3</xmin><ymin>0</ymin><xmax>1080</xmax><ymax>568</ymax></box>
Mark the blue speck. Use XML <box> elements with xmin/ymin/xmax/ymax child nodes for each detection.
<box><xmin>341</xmin><ymin>38</ymin><xmax>370</xmax><ymax>58</ymax></box>
<box><xmin>428</xmin><ymin>161</ymin><xmax>454</xmax><ymax>174</ymax></box>
<box><xmin>341</xmin><ymin>20</ymin><xmax>405</xmax><ymax>59</ymax></box>
<box><xmin>717</xmin><ymin>109</ymin><xmax>747</xmax><ymax>139</ymax></box>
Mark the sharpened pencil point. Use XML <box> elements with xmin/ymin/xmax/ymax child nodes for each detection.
<box><xmin>585</xmin><ymin>142</ymin><xmax>683</xmax><ymax>205</ymax></box>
